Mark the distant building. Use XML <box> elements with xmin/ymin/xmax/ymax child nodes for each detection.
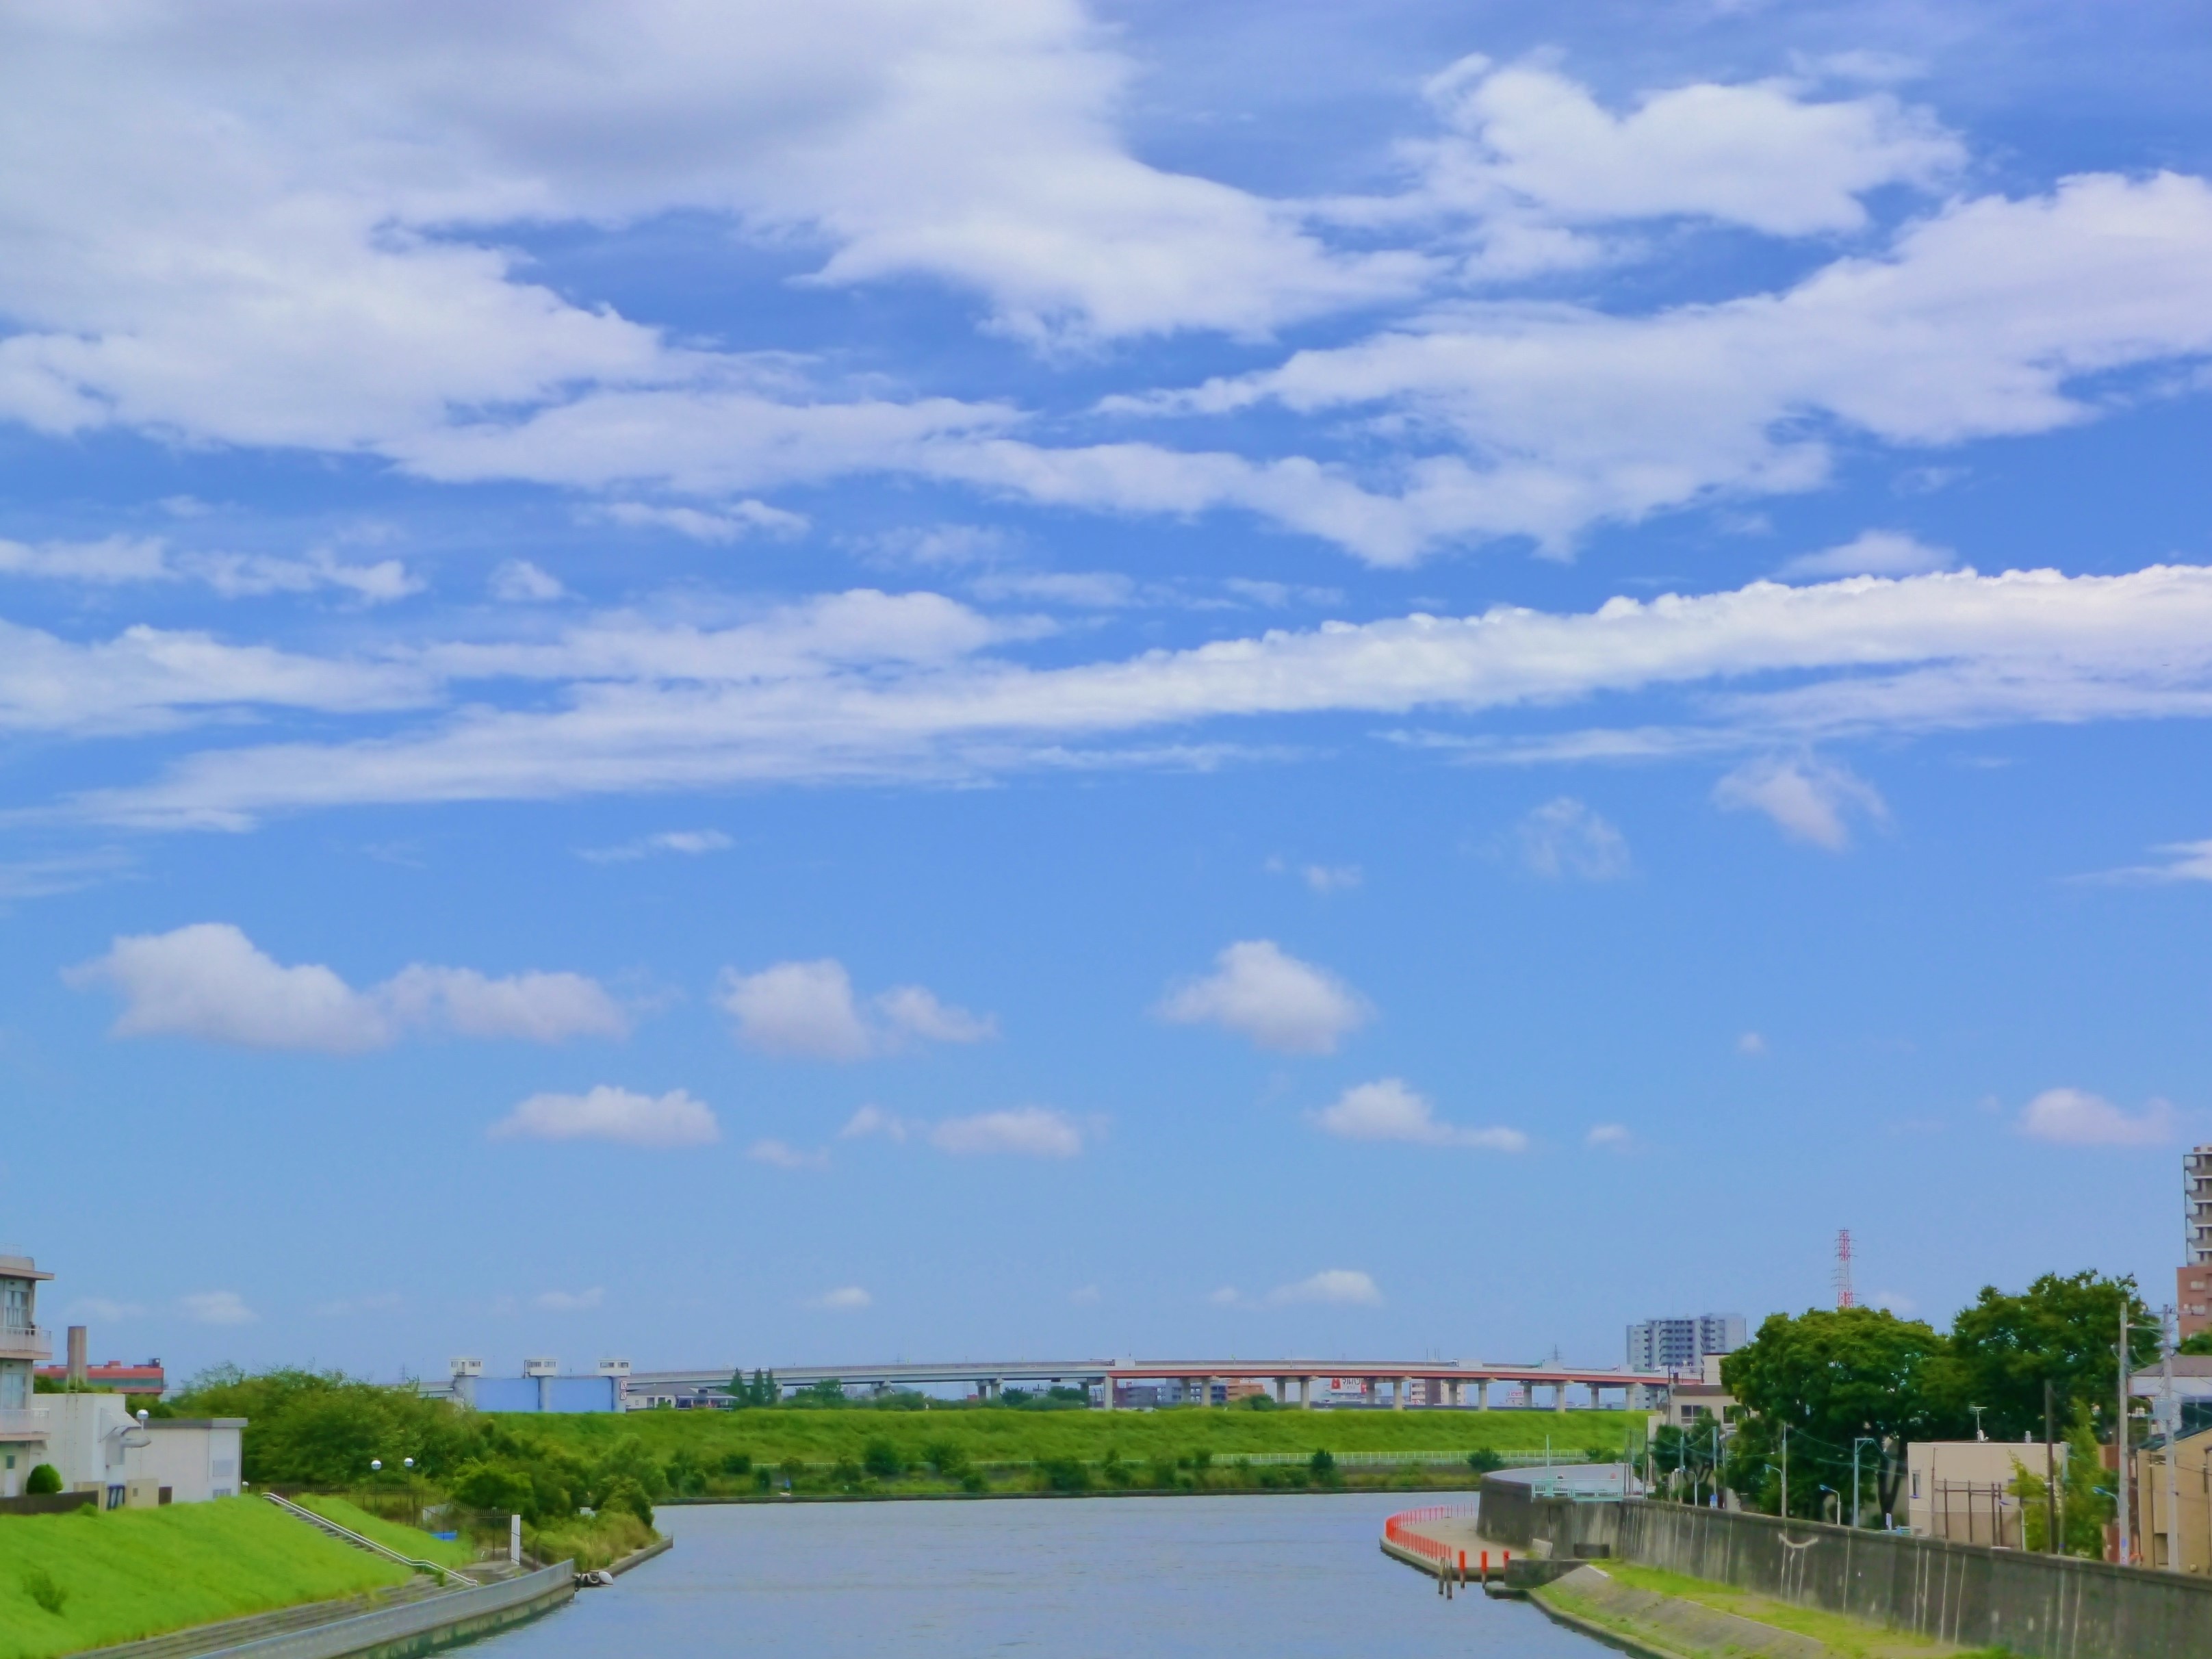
<box><xmin>2181</xmin><ymin>1146</ymin><xmax>2212</xmax><ymax>1341</ymax></box>
<box><xmin>1654</xmin><ymin>1354</ymin><xmax>1738</xmax><ymax>1434</ymax></box>
<box><xmin>34</xmin><ymin>1359</ymin><xmax>164</xmax><ymax>1396</ymax></box>
<box><xmin>1</xmin><ymin>1253</ymin><xmax>55</xmax><ymax>1499</ymax></box>
<box><xmin>1626</xmin><ymin>1314</ymin><xmax>1746</xmax><ymax>1374</ymax></box>
<box><xmin>438</xmin><ymin>1359</ymin><xmax>621</xmax><ymax>1413</ymax></box>
<box><xmin>1906</xmin><ymin>1440</ymin><xmax>2061</xmax><ymax>1546</ymax></box>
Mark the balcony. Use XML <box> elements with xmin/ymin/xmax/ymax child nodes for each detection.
<box><xmin>0</xmin><ymin>1324</ymin><xmax>51</xmax><ymax>1361</ymax></box>
<box><xmin>0</xmin><ymin>1406</ymin><xmax>49</xmax><ymax>1441</ymax></box>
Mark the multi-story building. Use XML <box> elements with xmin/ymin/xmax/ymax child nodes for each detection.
<box><xmin>2181</xmin><ymin>1146</ymin><xmax>2212</xmax><ymax>1341</ymax></box>
<box><xmin>1626</xmin><ymin>1314</ymin><xmax>1746</xmax><ymax>1374</ymax></box>
<box><xmin>1</xmin><ymin>1252</ymin><xmax>55</xmax><ymax>1499</ymax></box>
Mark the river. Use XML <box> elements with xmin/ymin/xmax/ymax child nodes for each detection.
<box><xmin>472</xmin><ymin>1494</ymin><xmax>1608</xmax><ymax>1658</ymax></box>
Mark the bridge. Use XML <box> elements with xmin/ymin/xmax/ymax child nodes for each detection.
<box><xmin>623</xmin><ymin>1357</ymin><xmax>1680</xmax><ymax>1411</ymax></box>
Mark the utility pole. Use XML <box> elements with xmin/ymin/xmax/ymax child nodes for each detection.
<box><xmin>2118</xmin><ymin>1304</ymin><xmax>2133</xmax><ymax>1567</ymax></box>
<box><xmin>1782</xmin><ymin>1424</ymin><xmax>1790</xmax><ymax>1521</ymax></box>
<box><xmin>2163</xmin><ymin>1306</ymin><xmax>2182</xmax><ymax>1572</ymax></box>
<box><xmin>1853</xmin><ymin>1438</ymin><xmax>1877</xmax><ymax>1530</ymax></box>
<box><xmin>2044</xmin><ymin>1378</ymin><xmax>2059</xmax><ymax>1555</ymax></box>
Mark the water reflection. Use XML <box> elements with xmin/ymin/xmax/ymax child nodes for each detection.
<box><xmin>472</xmin><ymin>1493</ymin><xmax>1606</xmax><ymax>1658</ymax></box>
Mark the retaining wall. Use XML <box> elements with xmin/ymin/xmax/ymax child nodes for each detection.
<box><xmin>187</xmin><ymin>1562</ymin><xmax>574</xmax><ymax>1659</ymax></box>
<box><xmin>1478</xmin><ymin>1481</ymin><xmax>2212</xmax><ymax>1659</ymax></box>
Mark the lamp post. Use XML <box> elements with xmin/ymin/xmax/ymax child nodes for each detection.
<box><xmin>1852</xmin><ymin>1438</ymin><xmax>1878</xmax><ymax>1530</ymax></box>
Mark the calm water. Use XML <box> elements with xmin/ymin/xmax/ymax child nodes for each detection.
<box><xmin>472</xmin><ymin>1494</ymin><xmax>1609</xmax><ymax>1658</ymax></box>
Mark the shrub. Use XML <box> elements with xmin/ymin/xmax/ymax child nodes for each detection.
<box><xmin>720</xmin><ymin>1450</ymin><xmax>754</xmax><ymax>1478</ymax></box>
<box><xmin>830</xmin><ymin>1457</ymin><xmax>863</xmax><ymax>1489</ymax></box>
<box><xmin>861</xmin><ymin>1439</ymin><xmax>904</xmax><ymax>1480</ymax></box>
<box><xmin>450</xmin><ymin>1461</ymin><xmax>535</xmax><ymax>1515</ymax></box>
<box><xmin>21</xmin><ymin>1567</ymin><xmax>66</xmax><ymax>1615</ymax></box>
<box><xmin>602</xmin><ymin>1477</ymin><xmax>654</xmax><ymax>1528</ymax></box>
<box><xmin>1036</xmin><ymin>1456</ymin><xmax>1092</xmax><ymax>1493</ymax></box>
<box><xmin>958</xmin><ymin>1469</ymin><xmax>988</xmax><ymax>1494</ymax></box>
<box><xmin>1466</xmin><ymin>1448</ymin><xmax>1506</xmax><ymax>1474</ymax></box>
<box><xmin>24</xmin><ymin>1463</ymin><xmax>62</xmax><ymax>1495</ymax></box>
<box><xmin>1146</xmin><ymin>1457</ymin><xmax>1179</xmax><ymax>1489</ymax></box>
<box><xmin>922</xmin><ymin>1439</ymin><xmax>968</xmax><ymax>1476</ymax></box>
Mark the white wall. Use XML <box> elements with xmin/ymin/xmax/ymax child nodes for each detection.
<box><xmin>141</xmin><ymin>1420</ymin><xmax>245</xmax><ymax>1503</ymax></box>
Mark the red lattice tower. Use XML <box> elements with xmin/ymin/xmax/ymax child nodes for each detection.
<box><xmin>1834</xmin><ymin>1229</ymin><xmax>1855</xmax><ymax>1309</ymax></box>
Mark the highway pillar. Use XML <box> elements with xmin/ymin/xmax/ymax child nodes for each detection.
<box><xmin>1554</xmin><ymin>1382</ymin><xmax>1567</xmax><ymax>1413</ymax></box>
<box><xmin>1102</xmin><ymin>1374</ymin><xmax>1116</xmax><ymax>1411</ymax></box>
<box><xmin>1274</xmin><ymin>1376</ymin><xmax>1287</xmax><ymax>1405</ymax></box>
<box><xmin>1299</xmin><ymin>1376</ymin><xmax>1312</xmax><ymax>1408</ymax></box>
<box><xmin>1393</xmin><ymin>1376</ymin><xmax>1407</xmax><ymax>1410</ymax></box>
<box><xmin>1477</xmin><ymin>1378</ymin><xmax>1489</xmax><ymax>1410</ymax></box>
<box><xmin>1205</xmin><ymin>1375</ymin><xmax>1219</xmax><ymax>1408</ymax></box>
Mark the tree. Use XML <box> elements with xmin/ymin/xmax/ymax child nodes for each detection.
<box><xmin>2009</xmin><ymin>1410</ymin><xmax>2113</xmax><ymax>1556</ymax></box>
<box><xmin>725</xmin><ymin>1369</ymin><xmax>778</xmax><ymax>1409</ymax></box>
<box><xmin>1949</xmin><ymin>1271</ymin><xmax>2158</xmax><ymax>1442</ymax></box>
<box><xmin>24</xmin><ymin>1463</ymin><xmax>62</xmax><ymax>1495</ymax></box>
<box><xmin>1722</xmin><ymin>1308</ymin><xmax>1962</xmax><ymax>1520</ymax></box>
<box><xmin>2178</xmin><ymin>1330</ymin><xmax>2212</xmax><ymax>1359</ymax></box>
<box><xmin>862</xmin><ymin>1439</ymin><xmax>903</xmax><ymax>1480</ymax></box>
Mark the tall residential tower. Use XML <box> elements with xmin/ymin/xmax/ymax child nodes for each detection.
<box><xmin>2180</xmin><ymin>1146</ymin><xmax>2212</xmax><ymax>1341</ymax></box>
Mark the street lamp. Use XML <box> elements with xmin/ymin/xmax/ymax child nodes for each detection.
<box><xmin>1969</xmin><ymin>1405</ymin><xmax>1988</xmax><ymax>1443</ymax></box>
<box><xmin>1852</xmin><ymin>1438</ymin><xmax>1878</xmax><ymax>1530</ymax></box>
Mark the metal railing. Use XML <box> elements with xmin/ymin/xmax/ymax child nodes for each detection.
<box><xmin>263</xmin><ymin>1493</ymin><xmax>476</xmax><ymax>1586</ymax></box>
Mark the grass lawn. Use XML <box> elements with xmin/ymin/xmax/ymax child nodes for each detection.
<box><xmin>295</xmin><ymin>1495</ymin><xmax>476</xmax><ymax>1568</ymax></box>
<box><xmin>1571</xmin><ymin>1562</ymin><xmax>2005</xmax><ymax>1659</ymax></box>
<box><xmin>504</xmin><ymin>1404</ymin><xmax>1634</xmax><ymax>1475</ymax></box>
<box><xmin>0</xmin><ymin>1497</ymin><xmax>412</xmax><ymax>1659</ymax></box>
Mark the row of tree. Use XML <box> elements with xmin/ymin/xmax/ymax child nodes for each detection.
<box><xmin>1662</xmin><ymin>1270</ymin><xmax>2169</xmax><ymax>1539</ymax></box>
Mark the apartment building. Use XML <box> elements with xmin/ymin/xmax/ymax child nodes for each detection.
<box><xmin>1627</xmin><ymin>1313</ymin><xmax>1747</xmax><ymax>1374</ymax></box>
<box><xmin>0</xmin><ymin>1253</ymin><xmax>55</xmax><ymax>1499</ymax></box>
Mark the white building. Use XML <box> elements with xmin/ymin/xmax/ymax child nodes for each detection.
<box><xmin>1627</xmin><ymin>1314</ymin><xmax>1747</xmax><ymax>1373</ymax></box>
<box><xmin>0</xmin><ymin>1250</ymin><xmax>244</xmax><ymax>1507</ymax></box>
<box><xmin>1</xmin><ymin>1252</ymin><xmax>55</xmax><ymax>1499</ymax></box>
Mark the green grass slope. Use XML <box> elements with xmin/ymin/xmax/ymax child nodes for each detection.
<box><xmin>0</xmin><ymin>1497</ymin><xmax>413</xmax><ymax>1659</ymax></box>
<box><xmin>509</xmin><ymin>1404</ymin><xmax>1634</xmax><ymax>1468</ymax></box>
<box><xmin>295</xmin><ymin>1496</ymin><xmax>475</xmax><ymax>1568</ymax></box>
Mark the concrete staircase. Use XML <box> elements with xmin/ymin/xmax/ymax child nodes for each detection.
<box><xmin>261</xmin><ymin>1493</ymin><xmax>478</xmax><ymax>1586</ymax></box>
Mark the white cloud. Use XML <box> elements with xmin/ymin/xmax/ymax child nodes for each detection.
<box><xmin>595</xmin><ymin>500</ymin><xmax>808</xmax><ymax>541</ymax></box>
<box><xmin>534</xmin><ymin>1287</ymin><xmax>606</xmax><ymax>1313</ymax></box>
<box><xmin>1312</xmin><ymin>1078</ymin><xmax>1528</xmax><ymax>1151</ymax></box>
<box><xmin>1207</xmin><ymin>1285</ymin><xmax>1242</xmax><ymax>1307</ymax></box>
<box><xmin>2016</xmin><ymin>1087</ymin><xmax>2178</xmax><ymax>1148</ymax></box>
<box><xmin>490</xmin><ymin>1085</ymin><xmax>719</xmax><ymax>1148</ymax></box>
<box><xmin>1516</xmin><ymin>797</ymin><xmax>1630</xmax><ymax>879</ymax></box>
<box><xmin>1302</xmin><ymin>863</ymin><xmax>1363</xmax><ymax>894</ymax></box>
<box><xmin>69</xmin><ymin>1298</ymin><xmax>148</xmax><ymax>1323</ymax></box>
<box><xmin>77</xmin><ymin>562</ymin><xmax>2212</xmax><ymax>828</ymax></box>
<box><xmin>1737</xmin><ymin>1031</ymin><xmax>1769</xmax><ymax>1056</ymax></box>
<box><xmin>1778</xmin><ymin>530</ymin><xmax>1958</xmax><ymax>581</ymax></box>
<box><xmin>1129</xmin><ymin>174</ymin><xmax>2212</xmax><ymax>561</ymax></box>
<box><xmin>2087</xmin><ymin>839</ymin><xmax>2212</xmax><ymax>884</ymax></box>
<box><xmin>1873</xmin><ymin>1289</ymin><xmax>1918</xmax><ymax>1314</ymax></box>
<box><xmin>877</xmin><ymin>985</ymin><xmax>998</xmax><ymax>1044</ymax></box>
<box><xmin>1069</xmin><ymin>1285</ymin><xmax>1100</xmax><ymax>1305</ymax></box>
<box><xmin>1586</xmin><ymin>1123</ymin><xmax>1632</xmax><ymax>1150</ymax></box>
<box><xmin>927</xmin><ymin>1107</ymin><xmax>1084</xmax><ymax>1158</ymax></box>
<box><xmin>1265</xmin><ymin>1269</ymin><xmax>1382</xmax><ymax>1307</ymax></box>
<box><xmin>489</xmin><ymin>560</ymin><xmax>567</xmax><ymax>602</ymax></box>
<box><xmin>577</xmin><ymin>829</ymin><xmax>733</xmax><ymax>864</ymax></box>
<box><xmin>0</xmin><ymin>535</ymin><xmax>422</xmax><ymax>602</ymax></box>
<box><xmin>1157</xmin><ymin>940</ymin><xmax>1369</xmax><ymax>1055</ymax></box>
<box><xmin>840</xmin><ymin>1104</ymin><xmax>910</xmax><ymax>1142</ymax></box>
<box><xmin>1714</xmin><ymin>755</ymin><xmax>1888</xmax><ymax>850</ymax></box>
<box><xmin>717</xmin><ymin>957</ymin><xmax>994</xmax><ymax>1059</ymax></box>
<box><xmin>812</xmin><ymin>1286</ymin><xmax>872</xmax><ymax>1311</ymax></box>
<box><xmin>1376</xmin><ymin>57</ymin><xmax>1960</xmax><ymax>242</ymax></box>
<box><xmin>747</xmin><ymin>1137</ymin><xmax>829</xmax><ymax>1170</ymax></box>
<box><xmin>68</xmin><ymin>923</ymin><xmax>628</xmax><ymax>1051</ymax></box>
<box><xmin>180</xmin><ymin>1290</ymin><xmax>255</xmax><ymax>1326</ymax></box>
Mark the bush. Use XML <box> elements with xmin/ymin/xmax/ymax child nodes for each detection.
<box><xmin>830</xmin><ymin>1457</ymin><xmax>863</xmax><ymax>1489</ymax></box>
<box><xmin>1309</xmin><ymin>1448</ymin><xmax>1338</xmax><ymax>1482</ymax></box>
<box><xmin>922</xmin><ymin>1440</ymin><xmax>968</xmax><ymax>1476</ymax></box>
<box><xmin>861</xmin><ymin>1439</ymin><xmax>904</xmax><ymax>1480</ymax></box>
<box><xmin>1466</xmin><ymin>1448</ymin><xmax>1506</xmax><ymax>1474</ymax></box>
<box><xmin>450</xmin><ymin>1461</ymin><xmax>535</xmax><ymax>1515</ymax></box>
<box><xmin>958</xmin><ymin>1469</ymin><xmax>988</xmax><ymax>1493</ymax></box>
<box><xmin>21</xmin><ymin>1567</ymin><xmax>67</xmax><ymax>1615</ymax></box>
<box><xmin>719</xmin><ymin>1450</ymin><xmax>754</xmax><ymax>1478</ymax></box>
<box><xmin>602</xmin><ymin>1477</ymin><xmax>654</xmax><ymax>1528</ymax></box>
<box><xmin>1036</xmin><ymin>1456</ymin><xmax>1092</xmax><ymax>1493</ymax></box>
<box><xmin>24</xmin><ymin>1463</ymin><xmax>62</xmax><ymax>1495</ymax></box>
<box><xmin>1146</xmin><ymin>1457</ymin><xmax>1179</xmax><ymax>1489</ymax></box>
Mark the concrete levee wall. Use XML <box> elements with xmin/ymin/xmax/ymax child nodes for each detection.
<box><xmin>192</xmin><ymin>1563</ymin><xmax>574</xmax><ymax>1659</ymax></box>
<box><xmin>1478</xmin><ymin>1482</ymin><xmax>2212</xmax><ymax>1659</ymax></box>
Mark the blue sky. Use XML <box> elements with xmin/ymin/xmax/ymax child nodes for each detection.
<box><xmin>5</xmin><ymin>0</ymin><xmax>2212</xmax><ymax>1385</ymax></box>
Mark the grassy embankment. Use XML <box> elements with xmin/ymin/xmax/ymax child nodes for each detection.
<box><xmin>506</xmin><ymin>1405</ymin><xmax>1634</xmax><ymax>1500</ymax></box>
<box><xmin>295</xmin><ymin>1495</ymin><xmax>476</xmax><ymax>1567</ymax></box>
<box><xmin>311</xmin><ymin>1490</ymin><xmax>651</xmax><ymax>1571</ymax></box>
<box><xmin>1540</xmin><ymin>1562</ymin><xmax>2013</xmax><ymax>1659</ymax></box>
<box><xmin>0</xmin><ymin>1498</ymin><xmax>413</xmax><ymax>1659</ymax></box>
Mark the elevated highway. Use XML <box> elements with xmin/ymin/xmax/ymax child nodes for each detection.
<box><xmin>624</xmin><ymin>1356</ymin><xmax>1680</xmax><ymax>1410</ymax></box>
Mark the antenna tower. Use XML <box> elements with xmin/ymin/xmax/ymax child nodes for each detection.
<box><xmin>1834</xmin><ymin>1229</ymin><xmax>1855</xmax><ymax>1309</ymax></box>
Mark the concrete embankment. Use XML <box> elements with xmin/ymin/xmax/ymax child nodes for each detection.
<box><xmin>1532</xmin><ymin>1565</ymin><xmax>1981</xmax><ymax>1659</ymax></box>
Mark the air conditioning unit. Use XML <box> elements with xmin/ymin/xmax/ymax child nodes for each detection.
<box><xmin>522</xmin><ymin>1356</ymin><xmax>559</xmax><ymax>1377</ymax></box>
<box><xmin>449</xmin><ymin>1357</ymin><xmax>485</xmax><ymax>1378</ymax></box>
<box><xmin>596</xmin><ymin>1358</ymin><xmax>632</xmax><ymax>1376</ymax></box>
